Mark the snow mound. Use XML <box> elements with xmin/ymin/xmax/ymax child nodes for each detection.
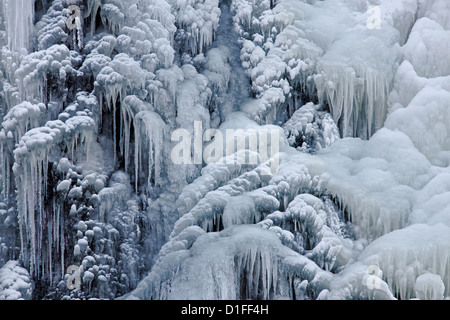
<box><xmin>414</xmin><ymin>273</ymin><xmax>445</xmax><ymax>300</ymax></box>
<box><xmin>0</xmin><ymin>260</ymin><xmax>32</xmax><ymax>300</ymax></box>
<box><xmin>126</xmin><ymin>225</ymin><xmax>330</xmax><ymax>300</ymax></box>
<box><xmin>283</xmin><ymin>102</ymin><xmax>339</xmax><ymax>153</ymax></box>
<box><xmin>360</xmin><ymin>223</ymin><xmax>450</xmax><ymax>300</ymax></box>
<box><xmin>403</xmin><ymin>17</ymin><xmax>450</xmax><ymax>79</ymax></box>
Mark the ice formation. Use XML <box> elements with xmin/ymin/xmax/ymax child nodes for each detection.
<box><xmin>12</xmin><ymin>112</ymin><xmax>95</xmax><ymax>279</ymax></box>
<box><xmin>3</xmin><ymin>0</ymin><xmax>35</xmax><ymax>53</ymax></box>
<box><xmin>1</xmin><ymin>0</ymin><xmax>450</xmax><ymax>301</ymax></box>
<box><xmin>283</xmin><ymin>102</ymin><xmax>340</xmax><ymax>153</ymax></box>
<box><xmin>0</xmin><ymin>260</ymin><xmax>32</xmax><ymax>299</ymax></box>
<box><xmin>126</xmin><ymin>224</ymin><xmax>332</xmax><ymax>300</ymax></box>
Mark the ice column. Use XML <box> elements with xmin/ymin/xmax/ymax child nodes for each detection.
<box><xmin>3</xmin><ymin>0</ymin><xmax>35</xmax><ymax>53</ymax></box>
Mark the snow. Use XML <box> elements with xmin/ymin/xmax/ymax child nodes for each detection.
<box><xmin>359</xmin><ymin>223</ymin><xmax>450</xmax><ymax>300</ymax></box>
<box><xmin>100</xmin><ymin>3</ymin><xmax>125</xmax><ymax>34</ymax></box>
<box><xmin>414</xmin><ymin>273</ymin><xmax>445</xmax><ymax>300</ymax></box>
<box><xmin>14</xmin><ymin>44</ymin><xmax>81</xmax><ymax>102</ymax></box>
<box><xmin>57</xmin><ymin>180</ymin><xmax>71</xmax><ymax>193</ymax></box>
<box><xmin>385</xmin><ymin>87</ymin><xmax>450</xmax><ymax>167</ymax></box>
<box><xmin>170</xmin><ymin>163</ymin><xmax>263</xmax><ymax>237</ymax></box>
<box><xmin>1</xmin><ymin>102</ymin><xmax>45</xmax><ymax>140</ymax></box>
<box><xmin>171</xmin><ymin>0</ymin><xmax>221</xmax><ymax>55</ymax></box>
<box><xmin>283</xmin><ymin>102</ymin><xmax>339</xmax><ymax>153</ymax></box>
<box><xmin>0</xmin><ymin>260</ymin><xmax>32</xmax><ymax>300</ymax></box>
<box><xmin>122</xmin><ymin>0</ymin><xmax>449</xmax><ymax>301</ymax></box>
<box><xmin>418</xmin><ymin>0</ymin><xmax>450</xmax><ymax>30</ymax></box>
<box><xmin>234</xmin><ymin>0</ymin><xmax>406</xmax><ymax>138</ymax></box>
<box><xmin>98</xmin><ymin>171</ymin><xmax>131</xmax><ymax>223</ymax></box>
<box><xmin>35</xmin><ymin>1</ymin><xmax>69</xmax><ymax>50</ymax></box>
<box><xmin>403</xmin><ymin>17</ymin><xmax>450</xmax><ymax>78</ymax></box>
<box><xmin>124</xmin><ymin>0</ymin><xmax>450</xmax><ymax>300</ymax></box>
<box><xmin>10</xmin><ymin>109</ymin><xmax>95</xmax><ymax>279</ymax></box>
<box><xmin>389</xmin><ymin>60</ymin><xmax>450</xmax><ymax>111</ymax></box>
<box><xmin>126</xmin><ymin>225</ymin><xmax>330</xmax><ymax>300</ymax></box>
<box><xmin>0</xmin><ymin>101</ymin><xmax>46</xmax><ymax>199</ymax></box>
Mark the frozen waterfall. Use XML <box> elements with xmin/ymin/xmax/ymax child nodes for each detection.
<box><xmin>3</xmin><ymin>0</ymin><xmax>35</xmax><ymax>53</ymax></box>
<box><xmin>1</xmin><ymin>0</ymin><xmax>450</xmax><ymax>302</ymax></box>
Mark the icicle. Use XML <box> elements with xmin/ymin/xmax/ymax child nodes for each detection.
<box><xmin>60</xmin><ymin>209</ymin><xmax>64</xmax><ymax>279</ymax></box>
<box><xmin>113</xmin><ymin>94</ymin><xmax>117</xmax><ymax>161</ymax></box>
<box><xmin>48</xmin><ymin>218</ymin><xmax>52</xmax><ymax>284</ymax></box>
<box><xmin>147</xmin><ymin>129</ymin><xmax>153</xmax><ymax>188</ymax></box>
<box><xmin>87</xmin><ymin>0</ymin><xmax>101</xmax><ymax>35</ymax></box>
<box><xmin>77</xmin><ymin>22</ymin><xmax>84</xmax><ymax>50</ymax></box>
<box><xmin>315</xmin><ymin>62</ymin><xmax>391</xmax><ymax>139</ymax></box>
<box><xmin>11</xmin><ymin>115</ymin><xmax>92</xmax><ymax>281</ymax></box>
<box><xmin>4</xmin><ymin>0</ymin><xmax>35</xmax><ymax>53</ymax></box>
<box><xmin>135</xmin><ymin>122</ymin><xmax>140</xmax><ymax>192</ymax></box>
